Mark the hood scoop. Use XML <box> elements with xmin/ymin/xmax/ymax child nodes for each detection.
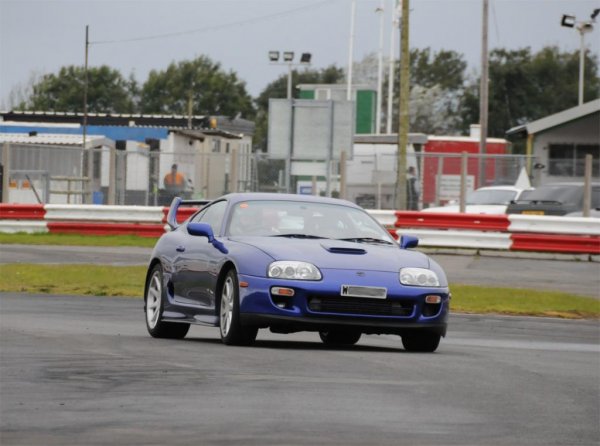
<box><xmin>320</xmin><ymin>242</ymin><xmax>366</xmax><ymax>255</ymax></box>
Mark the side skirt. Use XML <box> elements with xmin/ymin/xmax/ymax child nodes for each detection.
<box><xmin>162</xmin><ymin>314</ymin><xmax>218</xmax><ymax>326</ymax></box>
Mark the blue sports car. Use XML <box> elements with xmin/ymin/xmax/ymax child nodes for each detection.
<box><xmin>144</xmin><ymin>193</ymin><xmax>450</xmax><ymax>352</ymax></box>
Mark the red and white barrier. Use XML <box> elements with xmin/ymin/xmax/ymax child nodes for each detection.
<box><xmin>0</xmin><ymin>203</ymin><xmax>186</xmax><ymax>238</ymax></box>
<box><xmin>389</xmin><ymin>211</ymin><xmax>600</xmax><ymax>254</ymax></box>
<box><xmin>44</xmin><ymin>204</ymin><xmax>164</xmax><ymax>223</ymax></box>
<box><xmin>1</xmin><ymin>204</ymin><xmax>599</xmax><ymax>254</ymax></box>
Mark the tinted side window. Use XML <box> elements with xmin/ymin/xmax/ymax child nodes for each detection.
<box><xmin>191</xmin><ymin>201</ymin><xmax>227</xmax><ymax>234</ymax></box>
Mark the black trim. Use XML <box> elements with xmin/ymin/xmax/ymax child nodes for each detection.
<box><xmin>240</xmin><ymin>313</ymin><xmax>447</xmax><ymax>337</ymax></box>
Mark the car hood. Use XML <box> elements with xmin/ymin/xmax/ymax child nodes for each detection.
<box><xmin>230</xmin><ymin>236</ymin><xmax>430</xmax><ymax>272</ymax></box>
<box><xmin>422</xmin><ymin>204</ymin><xmax>508</xmax><ymax>214</ymax></box>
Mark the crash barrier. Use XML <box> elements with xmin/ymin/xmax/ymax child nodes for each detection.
<box><xmin>390</xmin><ymin>211</ymin><xmax>600</xmax><ymax>254</ymax></box>
<box><xmin>0</xmin><ymin>204</ymin><xmax>599</xmax><ymax>254</ymax></box>
<box><xmin>0</xmin><ymin>203</ymin><xmax>205</xmax><ymax>238</ymax></box>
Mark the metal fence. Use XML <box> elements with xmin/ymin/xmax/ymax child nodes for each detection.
<box><xmin>2</xmin><ymin>142</ymin><xmax>536</xmax><ymax>210</ymax></box>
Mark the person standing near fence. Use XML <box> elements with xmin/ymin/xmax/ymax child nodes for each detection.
<box><xmin>164</xmin><ymin>164</ymin><xmax>186</xmax><ymax>197</ymax></box>
<box><xmin>407</xmin><ymin>166</ymin><xmax>420</xmax><ymax>210</ymax></box>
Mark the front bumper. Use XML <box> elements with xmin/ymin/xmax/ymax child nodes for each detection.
<box><xmin>237</xmin><ymin>270</ymin><xmax>449</xmax><ymax>336</ymax></box>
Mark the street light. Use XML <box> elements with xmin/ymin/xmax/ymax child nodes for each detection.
<box><xmin>268</xmin><ymin>51</ymin><xmax>312</xmax><ymax>99</ymax></box>
<box><xmin>561</xmin><ymin>9</ymin><xmax>598</xmax><ymax>105</ymax></box>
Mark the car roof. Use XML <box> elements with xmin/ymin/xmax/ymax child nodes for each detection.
<box><xmin>477</xmin><ymin>186</ymin><xmax>524</xmax><ymax>192</ymax></box>
<box><xmin>536</xmin><ymin>182</ymin><xmax>600</xmax><ymax>187</ymax></box>
<box><xmin>214</xmin><ymin>192</ymin><xmax>362</xmax><ymax>209</ymax></box>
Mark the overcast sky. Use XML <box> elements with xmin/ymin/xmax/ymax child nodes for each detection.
<box><xmin>1</xmin><ymin>0</ymin><xmax>599</xmax><ymax>108</ymax></box>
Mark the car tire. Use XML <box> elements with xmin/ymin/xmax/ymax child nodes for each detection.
<box><xmin>401</xmin><ymin>332</ymin><xmax>441</xmax><ymax>353</ymax></box>
<box><xmin>145</xmin><ymin>264</ymin><xmax>190</xmax><ymax>339</ymax></box>
<box><xmin>219</xmin><ymin>269</ymin><xmax>258</xmax><ymax>346</ymax></box>
<box><xmin>319</xmin><ymin>329</ymin><xmax>362</xmax><ymax>345</ymax></box>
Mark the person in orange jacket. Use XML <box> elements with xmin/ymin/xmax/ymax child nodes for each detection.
<box><xmin>164</xmin><ymin>164</ymin><xmax>185</xmax><ymax>190</ymax></box>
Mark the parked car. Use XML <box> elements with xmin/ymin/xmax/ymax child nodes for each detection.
<box><xmin>423</xmin><ymin>186</ymin><xmax>530</xmax><ymax>214</ymax></box>
<box><xmin>144</xmin><ymin>193</ymin><xmax>450</xmax><ymax>352</ymax></box>
<box><xmin>506</xmin><ymin>182</ymin><xmax>600</xmax><ymax>216</ymax></box>
<box><xmin>566</xmin><ymin>209</ymin><xmax>600</xmax><ymax>217</ymax></box>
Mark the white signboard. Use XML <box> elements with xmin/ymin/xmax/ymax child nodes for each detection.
<box><xmin>267</xmin><ymin>99</ymin><xmax>354</xmax><ymax>161</ymax></box>
<box><xmin>437</xmin><ymin>174</ymin><xmax>475</xmax><ymax>201</ymax></box>
<box><xmin>291</xmin><ymin>161</ymin><xmax>327</xmax><ymax>176</ymax></box>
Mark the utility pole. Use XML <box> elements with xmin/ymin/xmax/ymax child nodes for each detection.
<box><xmin>395</xmin><ymin>0</ymin><xmax>409</xmax><ymax>210</ymax></box>
<box><xmin>478</xmin><ymin>0</ymin><xmax>489</xmax><ymax>188</ymax></box>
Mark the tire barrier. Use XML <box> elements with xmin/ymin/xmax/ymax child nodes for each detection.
<box><xmin>0</xmin><ymin>203</ymin><xmax>599</xmax><ymax>254</ymax></box>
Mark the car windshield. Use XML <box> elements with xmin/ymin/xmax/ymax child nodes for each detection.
<box><xmin>466</xmin><ymin>189</ymin><xmax>518</xmax><ymax>205</ymax></box>
<box><xmin>517</xmin><ymin>185</ymin><xmax>581</xmax><ymax>204</ymax></box>
<box><xmin>227</xmin><ymin>200</ymin><xmax>395</xmax><ymax>243</ymax></box>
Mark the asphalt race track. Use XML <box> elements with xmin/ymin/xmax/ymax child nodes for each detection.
<box><xmin>1</xmin><ymin>293</ymin><xmax>599</xmax><ymax>446</ymax></box>
<box><xmin>1</xmin><ymin>244</ymin><xmax>599</xmax><ymax>297</ymax></box>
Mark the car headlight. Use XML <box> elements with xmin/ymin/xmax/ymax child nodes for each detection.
<box><xmin>399</xmin><ymin>268</ymin><xmax>440</xmax><ymax>287</ymax></box>
<box><xmin>268</xmin><ymin>261</ymin><xmax>322</xmax><ymax>280</ymax></box>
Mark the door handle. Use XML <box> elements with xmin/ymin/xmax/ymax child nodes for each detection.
<box><xmin>176</xmin><ymin>245</ymin><xmax>186</xmax><ymax>252</ymax></box>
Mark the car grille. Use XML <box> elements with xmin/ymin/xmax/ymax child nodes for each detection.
<box><xmin>307</xmin><ymin>296</ymin><xmax>414</xmax><ymax>317</ymax></box>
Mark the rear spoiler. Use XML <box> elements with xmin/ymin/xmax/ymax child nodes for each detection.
<box><xmin>166</xmin><ymin>197</ymin><xmax>211</xmax><ymax>230</ymax></box>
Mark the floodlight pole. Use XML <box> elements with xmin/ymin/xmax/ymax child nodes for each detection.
<box><xmin>386</xmin><ymin>0</ymin><xmax>399</xmax><ymax>134</ymax></box>
<box><xmin>347</xmin><ymin>0</ymin><xmax>356</xmax><ymax>100</ymax></box>
<box><xmin>578</xmin><ymin>28</ymin><xmax>585</xmax><ymax>105</ymax></box>
<box><xmin>83</xmin><ymin>25</ymin><xmax>89</xmax><ymax>150</ymax></box>
<box><xmin>287</xmin><ymin>62</ymin><xmax>293</xmax><ymax>100</ymax></box>
<box><xmin>83</xmin><ymin>25</ymin><xmax>92</xmax><ymax>204</ymax></box>
<box><xmin>478</xmin><ymin>0</ymin><xmax>489</xmax><ymax>189</ymax></box>
<box><xmin>561</xmin><ymin>12</ymin><xmax>596</xmax><ymax>106</ymax></box>
<box><xmin>375</xmin><ymin>0</ymin><xmax>385</xmax><ymax>134</ymax></box>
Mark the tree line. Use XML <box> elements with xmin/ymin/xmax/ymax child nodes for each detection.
<box><xmin>9</xmin><ymin>46</ymin><xmax>599</xmax><ymax>151</ymax></box>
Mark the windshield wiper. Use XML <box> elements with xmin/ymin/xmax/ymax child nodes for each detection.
<box><xmin>337</xmin><ymin>237</ymin><xmax>394</xmax><ymax>245</ymax></box>
<box><xmin>271</xmin><ymin>233</ymin><xmax>328</xmax><ymax>239</ymax></box>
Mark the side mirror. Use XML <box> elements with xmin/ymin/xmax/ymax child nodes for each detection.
<box><xmin>187</xmin><ymin>222</ymin><xmax>228</xmax><ymax>254</ymax></box>
<box><xmin>187</xmin><ymin>222</ymin><xmax>214</xmax><ymax>239</ymax></box>
<box><xmin>400</xmin><ymin>235</ymin><xmax>419</xmax><ymax>249</ymax></box>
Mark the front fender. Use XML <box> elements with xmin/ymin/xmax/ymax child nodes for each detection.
<box><xmin>219</xmin><ymin>240</ymin><xmax>275</xmax><ymax>277</ymax></box>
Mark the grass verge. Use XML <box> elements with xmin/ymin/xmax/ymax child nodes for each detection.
<box><xmin>0</xmin><ymin>232</ymin><xmax>157</xmax><ymax>248</ymax></box>
<box><xmin>1</xmin><ymin>264</ymin><xmax>598</xmax><ymax>319</ymax></box>
<box><xmin>450</xmin><ymin>284</ymin><xmax>599</xmax><ymax>319</ymax></box>
<box><xmin>0</xmin><ymin>264</ymin><xmax>146</xmax><ymax>297</ymax></box>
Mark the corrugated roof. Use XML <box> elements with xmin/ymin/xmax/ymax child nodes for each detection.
<box><xmin>170</xmin><ymin>128</ymin><xmax>242</xmax><ymax>140</ymax></box>
<box><xmin>0</xmin><ymin>111</ymin><xmax>210</xmax><ymax>129</ymax></box>
<box><xmin>0</xmin><ymin>133</ymin><xmax>113</xmax><ymax>147</ymax></box>
<box><xmin>506</xmin><ymin>98</ymin><xmax>600</xmax><ymax>136</ymax></box>
<box><xmin>1</xmin><ymin>110</ymin><xmax>207</xmax><ymax>120</ymax></box>
<box><xmin>1</xmin><ymin>120</ymin><xmax>81</xmax><ymax>128</ymax></box>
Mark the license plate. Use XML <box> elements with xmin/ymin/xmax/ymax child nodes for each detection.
<box><xmin>522</xmin><ymin>210</ymin><xmax>545</xmax><ymax>215</ymax></box>
<box><xmin>340</xmin><ymin>285</ymin><xmax>387</xmax><ymax>299</ymax></box>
